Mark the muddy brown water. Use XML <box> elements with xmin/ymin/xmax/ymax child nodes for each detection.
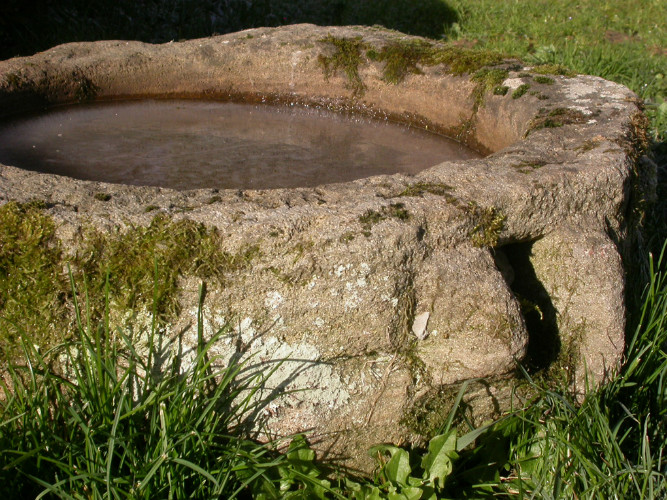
<box><xmin>0</xmin><ymin>100</ymin><xmax>481</xmax><ymax>190</ymax></box>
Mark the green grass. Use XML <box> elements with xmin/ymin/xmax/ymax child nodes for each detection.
<box><xmin>443</xmin><ymin>0</ymin><xmax>666</xmax><ymax>146</ymax></box>
<box><xmin>0</xmin><ymin>275</ymin><xmax>338</xmax><ymax>498</ymax></box>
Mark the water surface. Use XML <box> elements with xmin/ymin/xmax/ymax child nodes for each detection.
<box><xmin>0</xmin><ymin>100</ymin><xmax>480</xmax><ymax>190</ymax></box>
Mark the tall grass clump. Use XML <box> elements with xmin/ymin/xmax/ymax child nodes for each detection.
<box><xmin>0</xmin><ymin>273</ymin><xmax>334</xmax><ymax>499</ymax></box>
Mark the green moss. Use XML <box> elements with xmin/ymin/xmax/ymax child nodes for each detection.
<box><xmin>532</xmin><ymin>64</ymin><xmax>576</xmax><ymax>77</ymax></box>
<box><xmin>368</xmin><ymin>39</ymin><xmax>432</xmax><ymax>84</ymax></box>
<box><xmin>144</xmin><ymin>204</ymin><xmax>159</xmax><ymax>213</ymax></box>
<box><xmin>359</xmin><ymin>202</ymin><xmax>410</xmax><ymax>236</ymax></box>
<box><xmin>527</xmin><ymin>107</ymin><xmax>588</xmax><ymax>134</ymax></box>
<box><xmin>466</xmin><ymin>202</ymin><xmax>506</xmax><ymax>248</ymax></box>
<box><xmin>533</xmin><ymin>75</ymin><xmax>555</xmax><ymax>85</ymax></box>
<box><xmin>318</xmin><ymin>35</ymin><xmax>368</xmax><ymax>96</ymax></box>
<box><xmin>339</xmin><ymin>231</ymin><xmax>355</xmax><ymax>243</ymax></box>
<box><xmin>0</xmin><ymin>201</ymin><xmax>69</xmax><ymax>361</ymax></box>
<box><xmin>512</xmin><ymin>160</ymin><xmax>547</xmax><ymax>171</ymax></box>
<box><xmin>74</xmin><ymin>215</ymin><xmax>260</xmax><ymax>323</ymax></box>
<box><xmin>512</xmin><ymin>83</ymin><xmax>531</xmax><ymax>99</ymax></box>
<box><xmin>428</xmin><ymin>45</ymin><xmax>505</xmax><ymax>76</ymax></box>
<box><xmin>94</xmin><ymin>192</ymin><xmax>111</xmax><ymax>201</ymax></box>
<box><xmin>318</xmin><ymin>35</ymin><xmax>507</xmax><ymax>109</ymax></box>
<box><xmin>493</xmin><ymin>85</ymin><xmax>509</xmax><ymax>95</ymax></box>
<box><xmin>471</xmin><ymin>67</ymin><xmax>510</xmax><ymax>109</ymax></box>
<box><xmin>206</xmin><ymin>195</ymin><xmax>222</xmax><ymax>204</ymax></box>
<box><xmin>397</xmin><ymin>182</ymin><xmax>454</xmax><ymax>197</ymax></box>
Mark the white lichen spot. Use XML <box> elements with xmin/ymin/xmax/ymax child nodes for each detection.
<box><xmin>334</xmin><ymin>264</ymin><xmax>352</xmax><ymax>277</ymax></box>
<box><xmin>568</xmin><ymin>105</ymin><xmax>593</xmax><ymax>115</ymax></box>
<box><xmin>314</xmin><ymin>317</ymin><xmax>325</xmax><ymax>328</ymax></box>
<box><xmin>344</xmin><ymin>291</ymin><xmax>361</xmax><ymax>311</ymax></box>
<box><xmin>265</xmin><ymin>291</ymin><xmax>284</xmax><ymax>309</ymax></box>
<box><xmin>564</xmin><ymin>81</ymin><xmax>597</xmax><ymax>100</ymax></box>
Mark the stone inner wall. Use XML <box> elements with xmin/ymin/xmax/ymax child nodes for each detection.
<box><xmin>0</xmin><ymin>24</ymin><xmax>655</xmax><ymax>471</ymax></box>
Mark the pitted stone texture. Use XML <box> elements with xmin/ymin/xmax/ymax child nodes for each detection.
<box><xmin>0</xmin><ymin>24</ymin><xmax>654</xmax><ymax>471</ymax></box>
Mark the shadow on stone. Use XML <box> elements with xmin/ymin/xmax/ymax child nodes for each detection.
<box><xmin>495</xmin><ymin>242</ymin><xmax>560</xmax><ymax>373</ymax></box>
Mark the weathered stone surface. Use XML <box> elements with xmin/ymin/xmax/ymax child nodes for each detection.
<box><xmin>0</xmin><ymin>24</ymin><xmax>655</xmax><ymax>471</ymax></box>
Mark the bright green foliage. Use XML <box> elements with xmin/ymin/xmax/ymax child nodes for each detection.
<box><xmin>345</xmin><ymin>430</ymin><xmax>459</xmax><ymax>500</ymax></box>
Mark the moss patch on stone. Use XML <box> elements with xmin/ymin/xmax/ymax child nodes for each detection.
<box><xmin>0</xmin><ymin>204</ymin><xmax>260</xmax><ymax>362</ymax></box>
<box><xmin>366</xmin><ymin>39</ymin><xmax>432</xmax><ymax>84</ymax></box>
<box><xmin>318</xmin><ymin>35</ymin><xmax>508</xmax><ymax>111</ymax></box>
<box><xmin>0</xmin><ymin>201</ymin><xmax>69</xmax><ymax>362</ymax></box>
<box><xmin>397</xmin><ymin>182</ymin><xmax>455</xmax><ymax>198</ymax></box>
<box><xmin>74</xmin><ymin>215</ymin><xmax>260</xmax><ymax>323</ymax></box>
<box><xmin>527</xmin><ymin>107</ymin><xmax>588</xmax><ymax>134</ymax></box>
<box><xmin>512</xmin><ymin>83</ymin><xmax>531</xmax><ymax>99</ymax></box>
<box><xmin>359</xmin><ymin>203</ymin><xmax>410</xmax><ymax>236</ymax></box>
<box><xmin>318</xmin><ymin>35</ymin><xmax>368</xmax><ymax>96</ymax></box>
<box><xmin>93</xmin><ymin>192</ymin><xmax>111</xmax><ymax>201</ymax></box>
<box><xmin>531</xmin><ymin>64</ymin><xmax>576</xmax><ymax>77</ymax></box>
<box><xmin>533</xmin><ymin>75</ymin><xmax>555</xmax><ymax>85</ymax></box>
<box><xmin>466</xmin><ymin>202</ymin><xmax>506</xmax><ymax>248</ymax></box>
<box><xmin>471</xmin><ymin>67</ymin><xmax>510</xmax><ymax>109</ymax></box>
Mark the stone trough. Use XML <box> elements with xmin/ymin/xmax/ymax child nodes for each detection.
<box><xmin>0</xmin><ymin>24</ymin><xmax>655</xmax><ymax>471</ymax></box>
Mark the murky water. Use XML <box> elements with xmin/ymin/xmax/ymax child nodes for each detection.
<box><xmin>0</xmin><ymin>100</ymin><xmax>480</xmax><ymax>190</ymax></box>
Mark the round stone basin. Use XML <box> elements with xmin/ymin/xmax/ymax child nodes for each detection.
<box><xmin>0</xmin><ymin>24</ymin><xmax>652</xmax><ymax>472</ymax></box>
<box><xmin>0</xmin><ymin>99</ymin><xmax>479</xmax><ymax>190</ymax></box>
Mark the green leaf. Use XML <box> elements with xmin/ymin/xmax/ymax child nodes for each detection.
<box><xmin>385</xmin><ymin>448</ymin><xmax>412</xmax><ymax>486</ymax></box>
<box><xmin>286</xmin><ymin>435</ymin><xmax>315</xmax><ymax>461</ymax></box>
<box><xmin>401</xmin><ymin>486</ymin><xmax>425</xmax><ymax>500</ymax></box>
<box><xmin>421</xmin><ymin>430</ymin><xmax>457</xmax><ymax>489</ymax></box>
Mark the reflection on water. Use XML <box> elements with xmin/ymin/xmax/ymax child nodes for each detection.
<box><xmin>0</xmin><ymin>100</ymin><xmax>480</xmax><ymax>190</ymax></box>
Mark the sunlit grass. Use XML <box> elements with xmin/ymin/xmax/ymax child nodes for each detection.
<box><xmin>0</xmin><ymin>274</ymin><xmax>334</xmax><ymax>498</ymax></box>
